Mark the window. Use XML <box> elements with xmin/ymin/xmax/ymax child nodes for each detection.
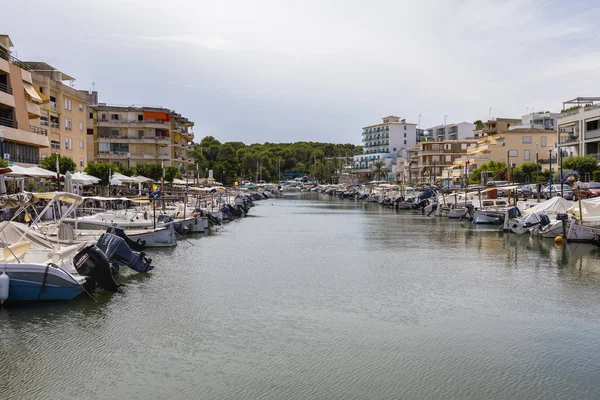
<box><xmin>461</xmin><ymin>143</ymin><xmax>467</xmax><ymax>149</ymax></box>
<box><xmin>509</xmin><ymin>150</ymin><xmax>518</xmax><ymax>157</ymax></box>
<box><xmin>89</xmin><ymin>112</ymin><xmax>93</xmax><ymax>119</ymax></box>
<box><xmin>541</xmin><ymin>136</ymin><xmax>547</xmax><ymax>147</ymax></box>
<box><xmin>51</xmin><ymin>140</ymin><xmax>60</xmax><ymax>150</ymax></box>
<box><xmin>404</xmin><ymin>126</ymin><xmax>407</xmax><ymax>130</ymax></box>
<box><xmin>446</xmin><ymin>155</ymin><xmax>452</xmax><ymax>162</ymax></box>
<box><xmin>138</xmin><ymin>115</ymin><xmax>144</xmax><ymax>121</ymax></box>
<box><xmin>404</xmin><ymin>140</ymin><xmax>407</xmax><ymax>145</ymax></box>
<box><xmin>524</xmin><ymin>149</ymin><xmax>530</xmax><ymax>161</ymax></box>
<box><xmin>404</xmin><ymin>132</ymin><xmax>406</xmax><ymax>138</ymax></box>
<box><xmin>65</xmin><ymin>118</ymin><xmax>72</xmax><ymax>130</ymax></box>
<box><xmin>79</xmin><ymin>103</ymin><xmax>83</xmax><ymax>112</ymax></box>
<box><xmin>522</xmin><ymin>136</ymin><xmax>532</xmax><ymax>144</ymax></box>
<box><xmin>80</xmin><ymin>159</ymin><xmax>84</xmax><ymax>167</ymax></box>
<box><xmin>111</xmin><ymin>129</ymin><xmax>119</xmax><ymax>137</ymax></box>
<box><xmin>138</xmin><ymin>130</ymin><xmax>144</xmax><ymax>138</ymax></box>
<box><xmin>99</xmin><ymin>143</ymin><xmax>109</xmax><ymax>152</ymax></box>
<box><xmin>393</xmin><ymin>148</ymin><xmax>396</xmax><ymax>151</ymax></box>
<box><xmin>79</xmin><ymin>139</ymin><xmax>84</xmax><ymax>149</ymax></box>
<box><xmin>65</xmin><ymin>137</ymin><xmax>73</xmax><ymax>150</ymax></box>
<box><xmin>111</xmin><ymin>114</ymin><xmax>119</xmax><ymax>120</ymax></box>
<box><xmin>79</xmin><ymin>121</ymin><xmax>84</xmax><ymax>131</ymax></box>
<box><xmin>101</xmin><ymin>114</ymin><xmax>107</xmax><ymax>121</ymax></box>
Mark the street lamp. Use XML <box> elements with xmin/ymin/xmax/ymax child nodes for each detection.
<box><xmin>559</xmin><ymin>148</ymin><xmax>565</xmax><ymax>197</ymax></box>
<box><xmin>127</xmin><ymin>152</ymin><xmax>131</xmax><ymax>169</ymax></box>
<box><xmin>0</xmin><ymin>130</ymin><xmax>5</xmax><ymax>161</ymax></box>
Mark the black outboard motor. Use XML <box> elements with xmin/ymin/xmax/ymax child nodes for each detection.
<box><xmin>507</xmin><ymin>207</ymin><xmax>521</xmax><ymax>219</ymax></box>
<box><xmin>74</xmin><ymin>244</ymin><xmax>119</xmax><ymax>292</ymax></box>
<box><xmin>556</xmin><ymin>213</ymin><xmax>569</xmax><ymax>238</ymax></box>
<box><xmin>221</xmin><ymin>204</ymin><xmax>233</xmax><ymax>221</ymax></box>
<box><xmin>157</xmin><ymin>214</ymin><xmax>174</xmax><ymax>224</ymax></box>
<box><xmin>539</xmin><ymin>213</ymin><xmax>551</xmax><ymax>227</ymax></box>
<box><xmin>106</xmin><ymin>226</ymin><xmax>146</xmax><ymax>251</ymax></box>
<box><xmin>460</xmin><ymin>204</ymin><xmax>475</xmax><ymax>221</ymax></box>
<box><xmin>96</xmin><ymin>233</ymin><xmax>154</xmax><ymax>273</ymax></box>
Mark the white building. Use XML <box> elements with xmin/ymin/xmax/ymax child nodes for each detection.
<box><xmin>353</xmin><ymin>115</ymin><xmax>417</xmax><ymax>179</ymax></box>
<box><xmin>557</xmin><ymin>97</ymin><xmax>600</xmax><ymax>162</ymax></box>
<box><xmin>426</xmin><ymin>122</ymin><xmax>475</xmax><ymax>141</ymax></box>
<box><xmin>510</xmin><ymin>112</ymin><xmax>558</xmax><ymax>131</ymax></box>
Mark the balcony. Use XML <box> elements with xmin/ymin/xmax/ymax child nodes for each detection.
<box><xmin>0</xmin><ymin>50</ymin><xmax>30</xmax><ymax>71</ymax></box>
<box><xmin>30</xmin><ymin>125</ymin><xmax>48</xmax><ymax>136</ymax></box>
<box><xmin>27</xmin><ymin>101</ymin><xmax>41</xmax><ymax>118</ymax></box>
<box><xmin>0</xmin><ymin>116</ymin><xmax>17</xmax><ymax>129</ymax></box>
<box><xmin>585</xmin><ymin>129</ymin><xmax>600</xmax><ymax>140</ymax></box>
<box><xmin>50</xmin><ymin>101</ymin><xmax>57</xmax><ymax>110</ymax></box>
<box><xmin>0</xmin><ymin>82</ymin><xmax>12</xmax><ymax>95</ymax></box>
<box><xmin>559</xmin><ymin>134</ymin><xmax>579</xmax><ymax>144</ymax></box>
<box><xmin>0</xmin><ymin>125</ymin><xmax>49</xmax><ymax>148</ymax></box>
<box><xmin>50</xmin><ymin>121</ymin><xmax>60</xmax><ymax>130</ymax></box>
<box><xmin>98</xmin><ymin>135</ymin><xmax>171</xmax><ymax>144</ymax></box>
<box><xmin>98</xmin><ymin>119</ymin><xmax>170</xmax><ymax>129</ymax></box>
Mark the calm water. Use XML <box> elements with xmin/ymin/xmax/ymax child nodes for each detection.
<box><xmin>2</xmin><ymin>194</ymin><xmax>600</xmax><ymax>400</ymax></box>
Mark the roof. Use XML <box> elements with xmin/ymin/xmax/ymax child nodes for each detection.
<box><xmin>0</xmin><ymin>35</ymin><xmax>14</xmax><ymax>50</ymax></box>
<box><xmin>562</xmin><ymin>97</ymin><xmax>600</xmax><ymax>105</ymax></box>
<box><xmin>22</xmin><ymin>61</ymin><xmax>75</xmax><ymax>81</ymax></box>
<box><xmin>503</xmin><ymin>128</ymin><xmax>554</xmax><ymax>134</ymax></box>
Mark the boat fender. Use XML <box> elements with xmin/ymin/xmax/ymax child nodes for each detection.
<box><xmin>0</xmin><ymin>272</ymin><xmax>9</xmax><ymax>304</ymax></box>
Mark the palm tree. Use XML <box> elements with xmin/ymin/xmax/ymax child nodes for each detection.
<box><xmin>371</xmin><ymin>161</ymin><xmax>388</xmax><ymax>181</ymax></box>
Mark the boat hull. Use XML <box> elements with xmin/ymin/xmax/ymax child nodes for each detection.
<box><xmin>3</xmin><ymin>264</ymin><xmax>84</xmax><ymax>302</ymax></box>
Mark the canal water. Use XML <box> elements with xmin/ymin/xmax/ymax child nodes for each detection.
<box><xmin>2</xmin><ymin>193</ymin><xmax>600</xmax><ymax>399</ymax></box>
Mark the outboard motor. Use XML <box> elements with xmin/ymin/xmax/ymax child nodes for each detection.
<box><xmin>106</xmin><ymin>226</ymin><xmax>146</xmax><ymax>251</ymax></box>
<box><xmin>539</xmin><ymin>213</ymin><xmax>551</xmax><ymax>227</ymax></box>
<box><xmin>556</xmin><ymin>213</ymin><xmax>569</xmax><ymax>238</ymax></box>
<box><xmin>157</xmin><ymin>214</ymin><xmax>174</xmax><ymax>224</ymax></box>
<box><xmin>74</xmin><ymin>244</ymin><xmax>119</xmax><ymax>292</ymax></box>
<box><xmin>221</xmin><ymin>204</ymin><xmax>234</xmax><ymax>221</ymax></box>
<box><xmin>96</xmin><ymin>233</ymin><xmax>153</xmax><ymax>273</ymax></box>
<box><xmin>507</xmin><ymin>207</ymin><xmax>521</xmax><ymax>220</ymax></box>
<box><xmin>460</xmin><ymin>204</ymin><xmax>475</xmax><ymax>221</ymax></box>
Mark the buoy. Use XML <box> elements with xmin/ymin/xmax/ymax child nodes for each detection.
<box><xmin>554</xmin><ymin>236</ymin><xmax>564</xmax><ymax>246</ymax></box>
<box><xmin>0</xmin><ymin>272</ymin><xmax>9</xmax><ymax>304</ymax></box>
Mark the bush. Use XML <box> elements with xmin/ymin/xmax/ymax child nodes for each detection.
<box><xmin>593</xmin><ymin>170</ymin><xmax>600</xmax><ymax>182</ymax></box>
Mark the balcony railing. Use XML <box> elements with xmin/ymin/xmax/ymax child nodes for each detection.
<box><xmin>585</xmin><ymin>129</ymin><xmax>600</xmax><ymax>140</ymax></box>
<box><xmin>98</xmin><ymin>118</ymin><xmax>170</xmax><ymax>125</ymax></box>
<box><xmin>98</xmin><ymin>135</ymin><xmax>170</xmax><ymax>141</ymax></box>
<box><xmin>50</xmin><ymin>101</ymin><xmax>57</xmax><ymax>109</ymax></box>
<box><xmin>50</xmin><ymin>122</ymin><xmax>60</xmax><ymax>129</ymax></box>
<box><xmin>0</xmin><ymin>116</ymin><xmax>17</xmax><ymax>129</ymax></box>
<box><xmin>559</xmin><ymin>134</ymin><xmax>579</xmax><ymax>143</ymax></box>
<box><xmin>40</xmin><ymin>119</ymin><xmax>49</xmax><ymax>126</ymax></box>
<box><xmin>0</xmin><ymin>51</ymin><xmax>30</xmax><ymax>70</ymax></box>
<box><xmin>0</xmin><ymin>82</ymin><xmax>12</xmax><ymax>95</ymax></box>
<box><xmin>30</xmin><ymin>125</ymin><xmax>48</xmax><ymax>136</ymax></box>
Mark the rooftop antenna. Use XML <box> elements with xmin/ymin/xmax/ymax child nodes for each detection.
<box><xmin>488</xmin><ymin>108</ymin><xmax>492</xmax><ymax>120</ymax></box>
<box><xmin>92</xmin><ymin>82</ymin><xmax>96</xmax><ymax>91</ymax></box>
<box><xmin>444</xmin><ymin>115</ymin><xmax>448</xmax><ymax>126</ymax></box>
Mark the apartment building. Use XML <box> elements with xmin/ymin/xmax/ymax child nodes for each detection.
<box><xmin>24</xmin><ymin>62</ymin><xmax>89</xmax><ymax>169</ymax></box>
<box><xmin>90</xmin><ymin>105</ymin><xmax>195</xmax><ymax>174</ymax></box>
<box><xmin>510</xmin><ymin>112</ymin><xmax>558</xmax><ymax>131</ymax></box>
<box><xmin>170</xmin><ymin>111</ymin><xmax>195</xmax><ymax>178</ymax></box>
<box><xmin>472</xmin><ymin>118</ymin><xmax>520</xmax><ymax>138</ymax></box>
<box><xmin>407</xmin><ymin>139</ymin><xmax>477</xmax><ymax>184</ymax></box>
<box><xmin>447</xmin><ymin>128</ymin><xmax>555</xmax><ymax>179</ymax></box>
<box><xmin>353</xmin><ymin>115</ymin><xmax>417</xmax><ymax>179</ymax></box>
<box><xmin>0</xmin><ymin>35</ymin><xmax>49</xmax><ymax>166</ymax></box>
<box><xmin>557</xmin><ymin>97</ymin><xmax>600</xmax><ymax>161</ymax></box>
<box><xmin>426</xmin><ymin>122</ymin><xmax>476</xmax><ymax>141</ymax></box>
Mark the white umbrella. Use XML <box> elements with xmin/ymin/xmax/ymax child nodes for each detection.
<box><xmin>0</xmin><ymin>175</ymin><xmax>6</xmax><ymax>195</ymax></box>
<box><xmin>110</xmin><ymin>172</ymin><xmax>139</xmax><ymax>185</ymax></box>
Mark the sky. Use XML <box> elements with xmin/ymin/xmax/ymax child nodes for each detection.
<box><xmin>5</xmin><ymin>0</ymin><xmax>600</xmax><ymax>145</ymax></box>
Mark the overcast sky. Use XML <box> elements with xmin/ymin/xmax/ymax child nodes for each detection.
<box><xmin>6</xmin><ymin>0</ymin><xmax>600</xmax><ymax>144</ymax></box>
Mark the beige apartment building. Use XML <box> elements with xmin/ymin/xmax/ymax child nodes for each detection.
<box><xmin>0</xmin><ymin>35</ymin><xmax>49</xmax><ymax>166</ymax></box>
<box><xmin>406</xmin><ymin>139</ymin><xmax>477</xmax><ymax>184</ymax></box>
<box><xmin>448</xmin><ymin>128</ymin><xmax>555</xmax><ymax>180</ymax></box>
<box><xmin>89</xmin><ymin>105</ymin><xmax>195</xmax><ymax>176</ymax></box>
<box><xmin>473</xmin><ymin>118</ymin><xmax>521</xmax><ymax>138</ymax></box>
<box><xmin>24</xmin><ymin>62</ymin><xmax>89</xmax><ymax>169</ymax></box>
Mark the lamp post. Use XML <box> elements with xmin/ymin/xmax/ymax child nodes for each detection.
<box><xmin>560</xmin><ymin>148</ymin><xmax>564</xmax><ymax>197</ymax></box>
<box><xmin>535</xmin><ymin>143</ymin><xmax>540</xmax><ymax>201</ymax></box>
<box><xmin>549</xmin><ymin>149</ymin><xmax>553</xmax><ymax>198</ymax></box>
<box><xmin>127</xmin><ymin>152</ymin><xmax>131</xmax><ymax>169</ymax></box>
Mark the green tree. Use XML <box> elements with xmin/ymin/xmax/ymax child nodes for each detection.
<box><xmin>41</xmin><ymin>154</ymin><xmax>77</xmax><ymax>174</ymax></box>
<box><xmin>164</xmin><ymin>165</ymin><xmax>181</xmax><ymax>183</ymax></box>
<box><xmin>371</xmin><ymin>161</ymin><xmax>388</xmax><ymax>180</ymax></box>
<box><xmin>0</xmin><ymin>158</ymin><xmax>7</xmax><ymax>168</ymax></box>
<box><xmin>562</xmin><ymin>156</ymin><xmax>599</xmax><ymax>177</ymax></box>
<box><xmin>474</xmin><ymin>120</ymin><xmax>485</xmax><ymax>130</ymax></box>
<box><xmin>85</xmin><ymin>161</ymin><xmax>120</xmax><ymax>183</ymax></box>
<box><xmin>135</xmin><ymin>163</ymin><xmax>164</xmax><ymax>181</ymax></box>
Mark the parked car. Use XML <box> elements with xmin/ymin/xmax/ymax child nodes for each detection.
<box><xmin>519</xmin><ymin>184</ymin><xmax>538</xmax><ymax>199</ymax></box>
<box><xmin>573</xmin><ymin>182</ymin><xmax>600</xmax><ymax>199</ymax></box>
<box><xmin>542</xmin><ymin>184</ymin><xmax>573</xmax><ymax>200</ymax></box>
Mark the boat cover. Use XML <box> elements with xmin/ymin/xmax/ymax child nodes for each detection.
<box><xmin>568</xmin><ymin>197</ymin><xmax>600</xmax><ymax>222</ymax></box>
<box><xmin>522</xmin><ymin>197</ymin><xmax>574</xmax><ymax>216</ymax></box>
<box><xmin>0</xmin><ymin>192</ymin><xmax>39</xmax><ymax>208</ymax></box>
